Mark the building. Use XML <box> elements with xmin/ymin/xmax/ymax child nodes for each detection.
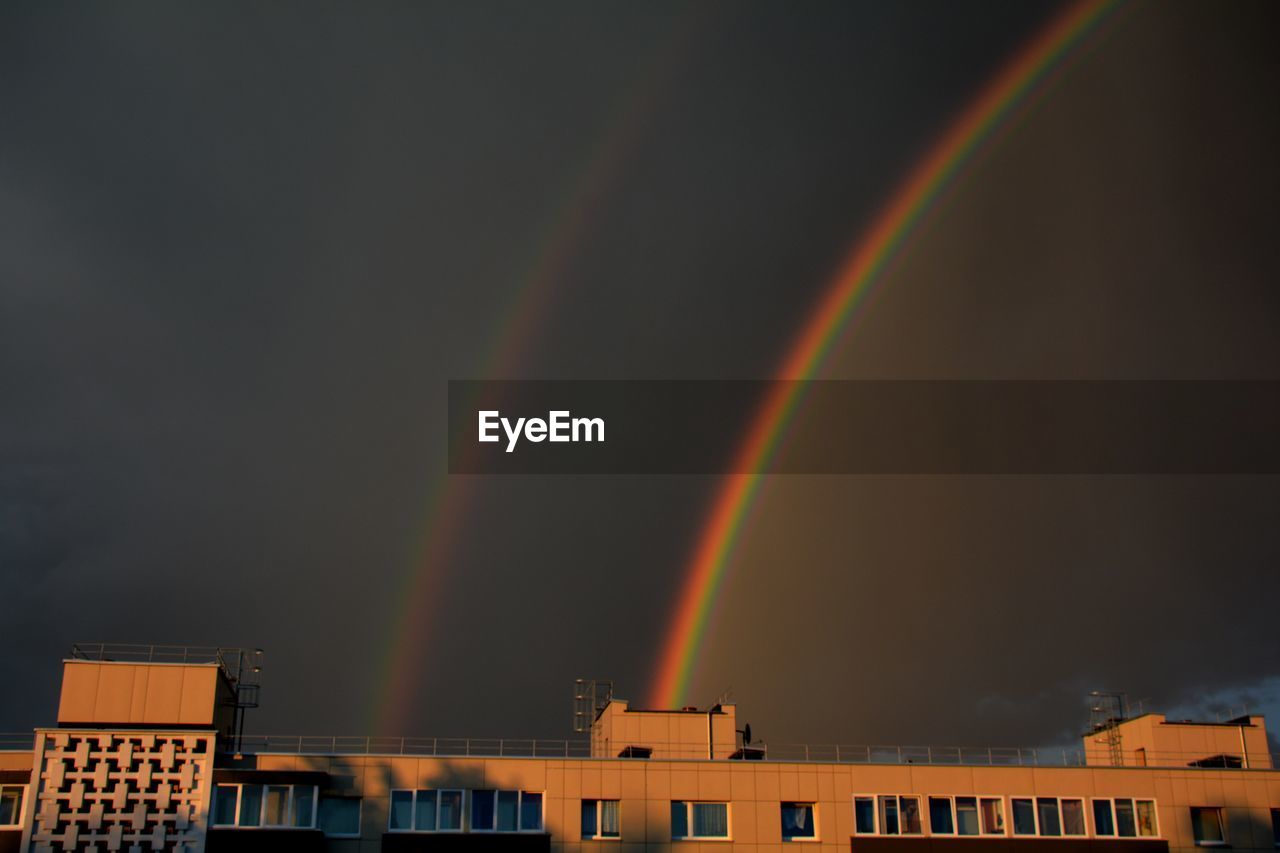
<box><xmin>2</xmin><ymin>645</ymin><xmax>1279</xmax><ymax>852</ymax></box>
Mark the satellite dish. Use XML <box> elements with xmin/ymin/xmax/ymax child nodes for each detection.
<box><xmin>743</xmin><ymin>723</ymin><xmax>752</xmax><ymax>745</ymax></box>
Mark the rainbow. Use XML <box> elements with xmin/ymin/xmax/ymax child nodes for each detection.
<box><xmin>648</xmin><ymin>0</ymin><xmax>1123</xmax><ymax>710</ymax></box>
<box><xmin>368</xmin><ymin>7</ymin><xmax>712</xmax><ymax>736</ymax></box>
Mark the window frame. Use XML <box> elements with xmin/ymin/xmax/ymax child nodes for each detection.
<box><xmin>1090</xmin><ymin>797</ymin><xmax>1160</xmax><ymax>839</ymax></box>
<box><xmin>923</xmin><ymin>795</ymin><xmax>1007</xmax><ymax>837</ymax></box>
<box><xmin>853</xmin><ymin>794</ymin><xmax>879</xmax><ymax>835</ymax></box>
<box><xmin>581</xmin><ymin>798</ymin><xmax>621</xmax><ymax>840</ymax></box>
<box><xmin>1010</xmin><ymin>796</ymin><xmax>1039</xmax><ymax>836</ymax></box>
<box><xmin>780</xmin><ymin>801</ymin><xmax>819</xmax><ymax>842</ymax></box>
<box><xmin>468</xmin><ymin>789</ymin><xmax>544</xmax><ymax>834</ymax></box>
<box><xmin>0</xmin><ymin>784</ymin><xmax>26</xmax><ymax>829</ymax></box>
<box><xmin>850</xmin><ymin>794</ymin><xmax>923</xmax><ymax>837</ymax></box>
<box><xmin>317</xmin><ymin>795</ymin><xmax>362</xmax><ymax>838</ymax></box>
<box><xmin>211</xmin><ymin>783</ymin><xmax>318</xmax><ymax>830</ymax></box>
<box><xmin>387</xmin><ymin>788</ymin><xmax>465</xmax><ymax>833</ymax></box>
<box><xmin>671</xmin><ymin>800</ymin><xmax>732</xmax><ymax>841</ymax></box>
<box><xmin>1190</xmin><ymin>806</ymin><xmax>1228</xmax><ymax>847</ymax></box>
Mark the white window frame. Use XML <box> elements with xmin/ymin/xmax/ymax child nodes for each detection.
<box><xmin>1190</xmin><ymin>805</ymin><xmax>1227</xmax><ymax>847</ymax></box>
<box><xmin>780</xmin><ymin>801</ymin><xmax>819</xmax><ymax>842</ymax></box>
<box><xmin>1091</xmin><ymin>797</ymin><xmax>1160</xmax><ymax>839</ymax></box>
<box><xmin>211</xmin><ymin>783</ymin><xmax>318</xmax><ymax>830</ymax></box>
<box><xmin>851</xmin><ymin>795</ymin><xmax>923</xmax><ymax>837</ymax></box>
<box><xmin>0</xmin><ymin>784</ymin><xmax>26</xmax><ymax>829</ymax></box>
<box><xmin>317</xmin><ymin>795</ymin><xmax>362</xmax><ymax>838</ymax></box>
<box><xmin>923</xmin><ymin>795</ymin><xmax>1007</xmax><ymax>837</ymax></box>
<box><xmin>671</xmin><ymin>800</ymin><xmax>732</xmax><ymax>841</ymax></box>
<box><xmin>978</xmin><ymin>796</ymin><xmax>1008</xmax><ymax>836</ymax></box>
<box><xmin>1023</xmin><ymin>796</ymin><xmax>1087</xmax><ymax>838</ymax></box>
<box><xmin>852</xmin><ymin>794</ymin><xmax>879</xmax><ymax>835</ymax></box>
<box><xmin>468</xmin><ymin>790</ymin><xmax>544</xmax><ymax>834</ymax></box>
<box><xmin>581</xmin><ymin>798</ymin><xmax>621</xmax><ymax>840</ymax></box>
<box><xmin>1010</xmin><ymin>795</ymin><xmax>1040</xmax><ymax>837</ymax></box>
<box><xmin>388</xmin><ymin>788</ymin><xmax>465</xmax><ymax>833</ymax></box>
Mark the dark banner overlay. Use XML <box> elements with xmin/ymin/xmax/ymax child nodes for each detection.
<box><xmin>447</xmin><ymin>381</ymin><xmax>1280</xmax><ymax>475</ymax></box>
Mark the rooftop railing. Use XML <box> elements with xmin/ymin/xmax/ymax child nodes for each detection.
<box><xmin>226</xmin><ymin>736</ymin><xmax>1280</xmax><ymax>770</ymax></box>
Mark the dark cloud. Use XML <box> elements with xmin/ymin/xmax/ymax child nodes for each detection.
<box><xmin>1</xmin><ymin>0</ymin><xmax>1277</xmax><ymax>753</ymax></box>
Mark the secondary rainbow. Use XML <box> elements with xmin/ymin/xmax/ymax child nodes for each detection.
<box><xmin>367</xmin><ymin>7</ymin><xmax>712</xmax><ymax>736</ymax></box>
<box><xmin>648</xmin><ymin>0</ymin><xmax>1122</xmax><ymax>710</ymax></box>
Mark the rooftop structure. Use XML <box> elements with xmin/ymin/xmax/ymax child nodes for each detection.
<box><xmin>1</xmin><ymin>646</ymin><xmax>1279</xmax><ymax>851</ymax></box>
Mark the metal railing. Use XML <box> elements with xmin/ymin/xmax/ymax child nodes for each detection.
<box><xmin>228</xmin><ymin>736</ymin><xmax>1280</xmax><ymax>769</ymax></box>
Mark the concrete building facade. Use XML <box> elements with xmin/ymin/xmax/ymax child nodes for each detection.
<box><xmin>2</xmin><ymin>646</ymin><xmax>1279</xmax><ymax>852</ymax></box>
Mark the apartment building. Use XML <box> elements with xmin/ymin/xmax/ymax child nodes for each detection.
<box><xmin>2</xmin><ymin>645</ymin><xmax>1278</xmax><ymax>852</ymax></box>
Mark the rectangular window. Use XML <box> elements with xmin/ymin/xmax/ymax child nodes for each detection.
<box><xmin>955</xmin><ymin>797</ymin><xmax>980</xmax><ymax>836</ymax></box>
<box><xmin>439</xmin><ymin>790</ymin><xmax>462</xmax><ymax>830</ymax></box>
<box><xmin>781</xmin><ymin>802</ymin><xmax>816</xmax><ymax>840</ymax></box>
<box><xmin>671</xmin><ymin>801</ymin><xmax>729</xmax><ymax>839</ymax></box>
<box><xmin>1061</xmin><ymin>799</ymin><xmax>1086</xmax><ymax>836</ymax></box>
<box><xmin>470</xmin><ymin>790</ymin><xmax>542</xmax><ymax>832</ymax></box>
<box><xmin>1271</xmin><ymin>808</ymin><xmax>1280</xmax><ymax>847</ymax></box>
<box><xmin>239</xmin><ymin>785</ymin><xmax>262</xmax><ymax>828</ymax></box>
<box><xmin>929</xmin><ymin>797</ymin><xmax>955</xmax><ymax>835</ymax></box>
<box><xmin>1093</xmin><ymin>798</ymin><xmax>1157</xmax><ymax>838</ymax></box>
<box><xmin>1093</xmin><ymin>799</ymin><xmax>1115</xmax><ymax>836</ymax></box>
<box><xmin>520</xmin><ymin>792</ymin><xmax>543</xmax><ymax>831</ymax></box>
<box><xmin>263</xmin><ymin>785</ymin><xmax>289</xmax><ymax>827</ymax></box>
<box><xmin>319</xmin><ymin>797</ymin><xmax>361</xmax><ymax>837</ymax></box>
<box><xmin>880</xmin><ymin>795</ymin><xmax>899</xmax><ymax>835</ymax></box>
<box><xmin>1135</xmin><ymin>800</ymin><xmax>1157</xmax><ymax>837</ymax></box>
<box><xmin>1012</xmin><ymin>798</ymin><xmax>1036</xmax><ymax>836</ymax></box>
<box><xmin>0</xmin><ymin>786</ymin><xmax>24</xmax><ymax>828</ymax></box>
<box><xmin>900</xmin><ymin>796</ymin><xmax>922</xmax><ymax>834</ymax></box>
<box><xmin>292</xmin><ymin>786</ymin><xmax>316</xmax><ymax>829</ymax></box>
<box><xmin>472</xmin><ymin>790</ymin><xmax>495</xmax><ymax>831</ymax></box>
<box><xmin>980</xmin><ymin>797</ymin><xmax>1005</xmax><ymax>835</ymax></box>
<box><xmin>1037</xmin><ymin>798</ymin><xmax>1061</xmax><ymax>837</ymax></box>
<box><xmin>212</xmin><ymin>785</ymin><xmax>239</xmax><ymax>827</ymax></box>
<box><xmin>854</xmin><ymin>797</ymin><xmax>877</xmax><ymax>834</ymax></box>
<box><xmin>582</xmin><ymin>799</ymin><xmax>620</xmax><ymax>839</ymax></box>
<box><xmin>1191</xmin><ymin>807</ymin><xmax>1226</xmax><ymax>846</ymax></box>
<box><xmin>390</xmin><ymin>790</ymin><xmax>414</xmax><ymax>831</ymax></box>
<box><xmin>415</xmin><ymin>790</ymin><xmax>437</xmax><ymax>831</ymax></box>
<box><xmin>1115</xmin><ymin>799</ymin><xmax>1136</xmax><ymax>837</ymax></box>
<box><xmin>390</xmin><ymin>789</ymin><xmax>464</xmax><ymax>832</ymax></box>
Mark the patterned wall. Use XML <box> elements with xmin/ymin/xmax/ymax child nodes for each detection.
<box><xmin>23</xmin><ymin>730</ymin><xmax>213</xmax><ymax>852</ymax></box>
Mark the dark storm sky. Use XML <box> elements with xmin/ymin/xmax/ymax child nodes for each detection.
<box><xmin>2</xmin><ymin>0</ymin><xmax>1277</xmax><ymax>749</ymax></box>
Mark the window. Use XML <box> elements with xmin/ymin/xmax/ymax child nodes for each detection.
<box><xmin>1191</xmin><ymin>807</ymin><xmax>1226</xmax><ymax>846</ymax></box>
<box><xmin>470</xmin><ymin>790</ymin><xmax>543</xmax><ymax>832</ymax></box>
<box><xmin>318</xmin><ymin>797</ymin><xmax>361</xmax><ymax>837</ymax></box>
<box><xmin>671</xmin><ymin>801</ymin><xmax>729</xmax><ymax>839</ymax></box>
<box><xmin>929</xmin><ymin>797</ymin><xmax>955</xmax><ymax>835</ymax></box>
<box><xmin>388</xmin><ymin>789</ymin><xmax>464</xmax><ymax>832</ymax></box>
<box><xmin>868</xmin><ymin>795</ymin><xmax>922</xmax><ymax>835</ymax></box>
<box><xmin>1270</xmin><ymin>808</ymin><xmax>1279</xmax><ymax>847</ymax></box>
<box><xmin>1012</xmin><ymin>798</ymin><xmax>1036</xmax><ymax>836</ymax></box>
<box><xmin>0</xmin><ymin>785</ymin><xmax>24</xmax><ymax>828</ymax></box>
<box><xmin>211</xmin><ymin>784</ymin><xmax>317</xmax><ymax>829</ymax></box>
<box><xmin>854</xmin><ymin>796</ymin><xmax>877</xmax><ymax>835</ymax></box>
<box><xmin>1037</xmin><ymin>798</ymin><xmax>1062</xmax><ymax>836</ymax></box>
<box><xmin>1061</xmin><ymin>799</ymin><xmax>1086</xmax><ymax>836</ymax></box>
<box><xmin>1092</xmin><ymin>798</ymin><xmax>1158</xmax><ymax>838</ymax></box>
<box><xmin>781</xmin><ymin>802</ymin><xmax>816</xmax><ymax>840</ymax></box>
<box><xmin>979</xmin><ymin>797</ymin><xmax>1005</xmax><ymax>835</ymax></box>
<box><xmin>582</xmin><ymin>799</ymin><xmax>620</xmax><ymax>839</ymax></box>
<box><xmin>955</xmin><ymin>797</ymin><xmax>980</xmax><ymax>836</ymax></box>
